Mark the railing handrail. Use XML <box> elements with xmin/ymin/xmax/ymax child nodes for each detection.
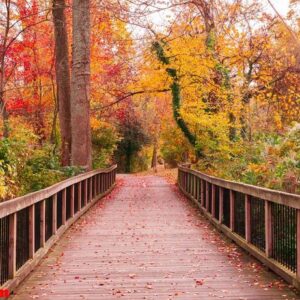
<box><xmin>178</xmin><ymin>164</ymin><xmax>300</xmax><ymax>209</ymax></box>
<box><xmin>0</xmin><ymin>164</ymin><xmax>117</xmax><ymax>219</ymax></box>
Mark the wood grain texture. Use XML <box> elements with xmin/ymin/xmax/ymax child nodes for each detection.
<box><xmin>10</xmin><ymin>175</ymin><xmax>299</xmax><ymax>300</ymax></box>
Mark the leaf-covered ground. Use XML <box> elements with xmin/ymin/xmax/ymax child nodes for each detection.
<box><xmin>11</xmin><ymin>175</ymin><xmax>299</xmax><ymax>299</ymax></box>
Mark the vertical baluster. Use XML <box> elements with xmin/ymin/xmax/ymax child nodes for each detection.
<box><xmin>89</xmin><ymin>178</ymin><xmax>93</xmax><ymax>201</ymax></box>
<box><xmin>93</xmin><ymin>176</ymin><xmax>97</xmax><ymax>198</ymax></box>
<box><xmin>62</xmin><ymin>189</ymin><xmax>66</xmax><ymax>225</ymax></box>
<box><xmin>201</xmin><ymin>180</ymin><xmax>205</xmax><ymax>207</ymax></box>
<box><xmin>52</xmin><ymin>194</ymin><xmax>57</xmax><ymax>234</ymax></box>
<box><xmin>29</xmin><ymin>205</ymin><xmax>35</xmax><ymax>258</ymax></box>
<box><xmin>206</xmin><ymin>182</ymin><xmax>209</xmax><ymax>211</ymax></box>
<box><xmin>40</xmin><ymin>200</ymin><xmax>46</xmax><ymax>247</ymax></box>
<box><xmin>230</xmin><ymin>190</ymin><xmax>235</xmax><ymax>231</ymax></box>
<box><xmin>219</xmin><ymin>187</ymin><xmax>223</xmax><ymax>223</ymax></box>
<box><xmin>212</xmin><ymin>185</ymin><xmax>216</xmax><ymax>218</ymax></box>
<box><xmin>70</xmin><ymin>185</ymin><xmax>75</xmax><ymax>218</ymax></box>
<box><xmin>265</xmin><ymin>201</ymin><xmax>273</xmax><ymax>257</ymax></box>
<box><xmin>195</xmin><ymin>176</ymin><xmax>198</xmax><ymax>199</ymax></box>
<box><xmin>297</xmin><ymin>209</ymin><xmax>300</xmax><ymax>277</ymax></box>
<box><xmin>84</xmin><ymin>180</ymin><xmax>88</xmax><ymax>206</ymax></box>
<box><xmin>78</xmin><ymin>182</ymin><xmax>82</xmax><ymax>211</ymax></box>
<box><xmin>245</xmin><ymin>195</ymin><xmax>251</xmax><ymax>243</ymax></box>
<box><xmin>9</xmin><ymin>213</ymin><xmax>17</xmax><ymax>278</ymax></box>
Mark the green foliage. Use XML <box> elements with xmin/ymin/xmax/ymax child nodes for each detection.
<box><xmin>0</xmin><ymin>127</ymin><xmax>85</xmax><ymax>201</ymax></box>
<box><xmin>92</xmin><ymin>124</ymin><xmax>119</xmax><ymax>169</ymax></box>
<box><xmin>115</xmin><ymin>115</ymin><xmax>150</xmax><ymax>173</ymax></box>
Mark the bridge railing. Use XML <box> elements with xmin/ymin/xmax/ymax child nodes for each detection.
<box><xmin>178</xmin><ymin>164</ymin><xmax>300</xmax><ymax>289</ymax></box>
<box><xmin>0</xmin><ymin>165</ymin><xmax>117</xmax><ymax>290</ymax></box>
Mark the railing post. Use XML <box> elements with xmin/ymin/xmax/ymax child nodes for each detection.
<box><xmin>219</xmin><ymin>187</ymin><xmax>223</xmax><ymax>223</ymax></box>
<box><xmin>52</xmin><ymin>194</ymin><xmax>57</xmax><ymax>234</ymax></box>
<box><xmin>89</xmin><ymin>178</ymin><xmax>92</xmax><ymax>201</ymax></box>
<box><xmin>70</xmin><ymin>185</ymin><xmax>75</xmax><ymax>218</ymax></box>
<box><xmin>201</xmin><ymin>180</ymin><xmax>204</xmax><ymax>207</ymax></box>
<box><xmin>193</xmin><ymin>175</ymin><xmax>197</xmax><ymax>199</ymax></box>
<box><xmin>40</xmin><ymin>200</ymin><xmax>46</xmax><ymax>247</ymax></box>
<box><xmin>84</xmin><ymin>180</ymin><xmax>88</xmax><ymax>206</ymax></box>
<box><xmin>78</xmin><ymin>182</ymin><xmax>82</xmax><ymax>211</ymax></box>
<box><xmin>206</xmin><ymin>182</ymin><xmax>209</xmax><ymax>211</ymax></box>
<box><xmin>297</xmin><ymin>209</ymin><xmax>300</xmax><ymax>278</ymax></box>
<box><xmin>29</xmin><ymin>204</ymin><xmax>35</xmax><ymax>258</ymax></box>
<box><xmin>93</xmin><ymin>176</ymin><xmax>97</xmax><ymax>197</ymax></box>
<box><xmin>8</xmin><ymin>213</ymin><xmax>16</xmax><ymax>278</ymax></box>
<box><xmin>212</xmin><ymin>185</ymin><xmax>216</xmax><ymax>218</ymax></box>
<box><xmin>265</xmin><ymin>201</ymin><xmax>273</xmax><ymax>257</ymax></box>
<box><xmin>230</xmin><ymin>190</ymin><xmax>235</xmax><ymax>231</ymax></box>
<box><xmin>245</xmin><ymin>195</ymin><xmax>251</xmax><ymax>243</ymax></box>
<box><xmin>62</xmin><ymin>189</ymin><xmax>66</xmax><ymax>225</ymax></box>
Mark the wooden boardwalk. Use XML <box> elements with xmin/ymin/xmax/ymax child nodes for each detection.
<box><xmin>11</xmin><ymin>175</ymin><xmax>299</xmax><ymax>299</ymax></box>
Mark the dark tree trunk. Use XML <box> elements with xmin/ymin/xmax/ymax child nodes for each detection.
<box><xmin>70</xmin><ymin>0</ymin><xmax>92</xmax><ymax>169</ymax></box>
<box><xmin>52</xmin><ymin>0</ymin><xmax>72</xmax><ymax>165</ymax></box>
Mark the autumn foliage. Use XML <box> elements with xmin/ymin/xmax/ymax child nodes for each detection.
<box><xmin>0</xmin><ymin>0</ymin><xmax>300</xmax><ymax>200</ymax></box>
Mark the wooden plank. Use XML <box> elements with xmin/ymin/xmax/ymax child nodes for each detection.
<box><xmin>178</xmin><ymin>165</ymin><xmax>300</xmax><ymax>209</ymax></box>
<box><xmin>28</xmin><ymin>205</ymin><xmax>35</xmax><ymax>258</ymax></box>
<box><xmin>201</xmin><ymin>180</ymin><xmax>204</xmax><ymax>207</ymax></box>
<box><xmin>52</xmin><ymin>194</ymin><xmax>57</xmax><ymax>234</ymax></box>
<box><xmin>212</xmin><ymin>185</ymin><xmax>216</xmax><ymax>218</ymax></box>
<box><xmin>11</xmin><ymin>176</ymin><xmax>298</xmax><ymax>299</ymax></box>
<box><xmin>70</xmin><ymin>185</ymin><xmax>75</xmax><ymax>218</ymax></box>
<box><xmin>62</xmin><ymin>189</ymin><xmax>66</xmax><ymax>225</ymax></box>
<box><xmin>8</xmin><ymin>213</ymin><xmax>17</xmax><ymax>278</ymax></box>
<box><xmin>84</xmin><ymin>180</ymin><xmax>88</xmax><ymax>206</ymax></box>
<box><xmin>78</xmin><ymin>183</ymin><xmax>82</xmax><ymax>212</ymax></box>
<box><xmin>219</xmin><ymin>187</ymin><xmax>224</xmax><ymax>223</ymax></box>
<box><xmin>230</xmin><ymin>190</ymin><xmax>235</xmax><ymax>231</ymax></box>
<box><xmin>245</xmin><ymin>195</ymin><xmax>251</xmax><ymax>243</ymax></box>
<box><xmin>297</xmin><ymin>209</ymin><xmax>300</xmax><ymax>279</ymax></box>
<box><xmin>0</xmin><ymin>165</ymin><xmax>117</xmax><ymax>219</ymax></box>
<box><xmin>265</xmin><ymin>201</ymin><xmax>273</xmax><ymax>258</ymax></box>
<box><xmin>40</xmin><ymin>200</ymin><xmax>45</xmax><ymax>248</ymax></box>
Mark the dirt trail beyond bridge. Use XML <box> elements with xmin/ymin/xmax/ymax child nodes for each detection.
<box><xmin>11</xmin><ymin>175</ymin><xmax>299</xmax><ymax>299</ymax></box>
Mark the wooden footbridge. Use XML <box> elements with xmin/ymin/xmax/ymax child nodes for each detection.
<box><xmin>0</xmin><ymin>165</ymin><xmax>300</xmax><ymax>299</ymax></box>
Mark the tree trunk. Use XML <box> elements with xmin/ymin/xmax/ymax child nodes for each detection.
<box><xmin>70</xmin><ymin>0</ymin><xmax>92</xmax><ymax>169</ymax></box>
<box><xmin>52</xmin><ymin>0</ymin><xmax>72</xmax><ymax>166</ymax></box>
<box><xmin>151</xmin><ymin>144</ymin><xmax>158</xmax><ymax>173</ymax></box>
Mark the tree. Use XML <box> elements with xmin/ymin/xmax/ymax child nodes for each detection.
<box><xmin>52</xmin><ymin>0</ymin><xmax>72</xmax><ymax>166</ymax></box>
<box><xmin>71</xmin><ymin>0</ymin><xmax>92</xmax><ymax>169</ymax></box>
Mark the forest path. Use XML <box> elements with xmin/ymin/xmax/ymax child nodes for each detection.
<box><xmin>11</xmin><ymin>175</ymin><xmax>299</xmax><ymax>299</ymax></box>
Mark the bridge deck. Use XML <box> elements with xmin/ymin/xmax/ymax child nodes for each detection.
<box><xmin>11</xmin><ymin>175</ymin><xmax>299</xmax><ymax>299</ymax></box>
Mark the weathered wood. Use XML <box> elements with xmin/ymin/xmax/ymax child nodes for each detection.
<box><xmin>0</xmin><ymin>165</ymin><xmax>117</xmax><ymax>218</ymax></box>
<box><xmin>84</xmin><ymin>180</ymin><xmax>88</xmax><ymax>206</ymax></box>
<box><xmin>40</xmin><ymin>200</ymin><xmax>46</xmax><ymax>248</ymax></box>
<box><xmin>297</xmin><ymin>209</ymin><xmax>300</xmax><ymax>279</ymax></box>
<box><xmin>179</xmin><ymin>183</ymin><xmax>300</xmax><ymax>292</ymax></box>
<box><xmin>8</xmin><ymin>213</ymin><xmax>16</xmax><ymax>279</ymax></box>
<box><xmin>62</xmin><ymin>189</ymin><xmax>67</xmax><ymax>225</ymax></box>
<box><xmin>206</xmin><ymin>181</ymin><xmax>209</xmax><ymax>211</ymax></box>
<box><xmin>265</xmin><ymin>200</ymin><xmax>272</xmax><ymax>258</ymax></box>
<box><xmin>11</xmin><ymin>176</ymin><xmax>299</xmax><ymax>299</ymax></box>
<box><xmin>230</xmin><ymin>190</ymin><xmax>235</xmax><ymax>231</ymax></box>
<box><xmin>245</xmin><ymin>195</ymin><xmax>251</xmax><ymax>243</ymax></box>
<box><xmin>212</xmin><ymin>184</ymin><xmax>216</xmax><ymax>218</ymax></box>
<box><xmin>70</xmin><ymin>185</ymin><xmax>74</xmax><ymax>217</ymax></box>
<box><xmin>78</xmin><ymin>182</ymin><xmax>82</xmax><ymax>211</ymax></box>
<box><xmin>219</xmin><ymin>187</ymin><xmax>223</xmax><ymax>223</ymax></box>
<box><xmin>52</xmin><ymin>194</ymin><xmax>57</xmax><ymax>234</ymax></box>
<box><xmin>201</xmin><ymin>180</ymin><xmax>204</xmax><ymax>206</ymax></box>
<box><xmin>178</xmin><ymin>165</ymin><xmax>300</xmax><ymax>209</ymax></box>
<box><xmin>28</xmin><ymin>205</ymin><xmax>35</xmax><ymax>258</ymax></box>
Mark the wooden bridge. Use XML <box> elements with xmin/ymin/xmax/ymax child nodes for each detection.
<box><xmin>0</xmin><ymin>165</ymin><xmax>300</xmax><ymax>299</ymax></box>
